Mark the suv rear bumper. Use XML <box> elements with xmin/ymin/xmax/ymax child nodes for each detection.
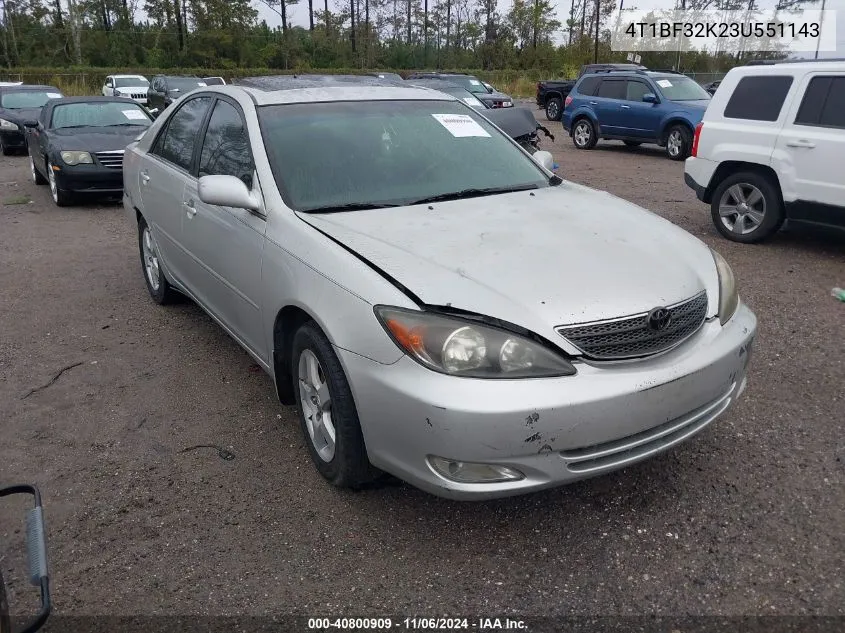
<box><xmin>684</xmin><ymin>157</ymin><xmax>718</xmax><ymax>202</ymax></box>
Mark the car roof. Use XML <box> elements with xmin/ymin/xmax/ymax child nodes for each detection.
<box><xmin>156</xmin><ymin>74</ymin><xmax>202</xmax><ymax>80</ymax></box>
<box><xmin>48</xmin><ymin>96</ymin><xmax>144</xmax><ymax>104</ymax></box>
<box><xmin>0</xmin><ymin>84</ymin><xmax>59</xmax><ymax>92</ymax></box>
<box><xmin>111</xmin><ymin>74</ymin><xmax>147</xmax><ymax>79</ymax></box>
<box><xmin>729</xmin><ymin>59</ymin><xmax>845</xmax><ymax>75</ymax></box>
<box><xmin>202</xmin><ymin>83</ymin><xmax>455</xmax><ymax>106</ymax></box>
<box><xmin>235</xmin><ymin>74</ymin><xmax>395</xmax><ymax>90</ymax></box>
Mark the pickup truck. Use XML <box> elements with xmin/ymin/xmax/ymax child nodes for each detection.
<box><xmin>537</xmin><ymin>63</ymin><xmax>647</xmax><ymax>121</ymax></box>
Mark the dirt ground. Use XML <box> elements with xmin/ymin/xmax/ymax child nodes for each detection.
<box><xmin>1</xmin><ymin>116</ymin><xmax>843</xmax><ymax>620</ymax></box>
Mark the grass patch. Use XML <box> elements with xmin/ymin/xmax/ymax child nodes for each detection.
<box><xmin>4</xmin><ymin>194</ymin><xmax>32</xmax><ymax>205</ymax></box>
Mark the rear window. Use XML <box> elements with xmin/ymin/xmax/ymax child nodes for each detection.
<box><xmin>724</xmin><ymin>76</ymin><xmax>793</xmax><ymax>122</ymax></box>
<box><xmin>577</xmin><ymin>76</ymin><xmax>600</xmax><ymax>96</ymax></box>
<box><xmin>0</xmin><ymin>90</ymin><xmax>61</xmax><ymax>109</ymax></box>
<box><xmin>795</xmin><ymin>76</ymin><xmax>845</xmax><ymax>129</ymax></box>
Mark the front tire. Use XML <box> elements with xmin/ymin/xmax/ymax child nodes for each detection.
<box><xmin>292</xmin><ymin>321</ymin><xmax>377</xmax><ymax>488</ymax></box>
<box><xmin>47</xmin><ymin>161</ymin><xmax>72</xmax><ymax>206</ymax></box>
<box><xmin>665</xmin><ymin>124</ymin><xmax>692</xmax><ymax>161</ymax></box>
<box><xmin>710</xmin><ymin>171</ymin><xmax>784</xmax><ymax>243</ymax></box>
<box><xmin>572</xmin><ymin>118</ymin><xmax>597</xmax><ymax>150</ymax></box>
<box><xmin>545</xmin><ymin>97</ymin><xmax>562</xmax><ymax>121</ymax></box>
<box><xmin>138</xmin><ymin>217</ymin><xmax>178</xmax><ymax>304</ymax></box>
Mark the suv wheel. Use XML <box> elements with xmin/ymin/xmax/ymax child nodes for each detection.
<box><xmin>665</xmin><ymin>125</ymin><xmax>692</xmax><ymax>160</ymax></box>
<box><xmin>572</xmin><ymin>118</ymin><xmax>597</xmax><ymax>150</ymax></box>
<box><xmin>710</xmin><ymin>172</ymin><xmax>784</xmax><ymax>243</ymax></box>
<box><xmin>545</xmin><ymin>97</ymin><xmax>562</xmax><ymax>121</ymax></box>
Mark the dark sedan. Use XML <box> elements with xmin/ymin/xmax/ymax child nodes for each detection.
<box><xmin>26</xmin><ymin>97</ymin><xmax>153</xmax><ymax>206</ymax></box>
<box><xmin>0</xmin><ymin>84</ymin><xmax>63</xmax><ymax>155</ymax></box>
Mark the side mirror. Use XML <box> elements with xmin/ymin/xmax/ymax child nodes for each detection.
<box><xmin>532</xmin><ymin>150</ymin><xmax>555</xmax><ymax>172</ymax></box>
<box><xmin>643</xmin><ymin>93</ymin><xmax>659</xmax><ymax>104</ymax></box>
<box><xmin>198</xmin><ymin>175</ymin><xmax>260</xmax><ymax>211</ymax></box>
<box><xmin>23</xmin><ymin>120</ymin><xmax>38</xmax><ymax>128</ymax></box>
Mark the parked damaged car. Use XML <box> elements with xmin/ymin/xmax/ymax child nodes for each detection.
<box><xmin>123</xmin><ymin>82</ymin><xmax>756</xmax><ymax>500</ymax></box>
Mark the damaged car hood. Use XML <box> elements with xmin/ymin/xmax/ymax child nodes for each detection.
<box><xmin>299</xmin><ymin>182</ymin><xmax>720</xmax><ymax>335</ymax></box>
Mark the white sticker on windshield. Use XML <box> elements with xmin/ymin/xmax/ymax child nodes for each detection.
<box><xmin>656</xmin><ymin>79</ymin><xmax>673</xmax><ymax>88</ymax></box>
<box><xmin>123</xmin><ymin>109</ymin><xmax>147</xmax><ymax>120</ymax></box>
<box><xmin>431</xmin><ymin>113</ymin><xmax>490</xmax><ymax>138</ymax></box>
<box><xmin>46</xmin><ymin>93</ymin><xmax>62</xmax><ymax>99</ymax></box>
<box><xmin>197</xmin><ymin>82</ymin><xmax>207</xmax><ymax>87</ymax></box>
<box><xmin>463</xmin><ymin>97</ymin><xmax>479</xmax><ymax>105</ymax></box>
<box><xmin>469</xmin><ymin>79</ymin><xmax>482</xmax><ymax>86</ymax></box>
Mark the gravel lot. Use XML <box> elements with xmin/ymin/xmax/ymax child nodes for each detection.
<box><xmin>0</xmin><ymin>117</ymin><xmax>843</xmax><ymax>621</ymax></box>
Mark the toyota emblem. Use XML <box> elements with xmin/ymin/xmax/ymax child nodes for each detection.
<box><xmin>647</xmin><ymin>307</ymin><xmax>672</xmax><ymax>331</ymax></box>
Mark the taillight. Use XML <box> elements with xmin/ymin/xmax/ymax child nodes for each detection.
<box><xmin>691</xmin><ymin>122</ymin><xmax>703</xmax><ymax>157</ymax></box>
<box><xmin>564</xmin><ymin>96</ymin><xmax>573</xmax><ymax>108</ymax></box>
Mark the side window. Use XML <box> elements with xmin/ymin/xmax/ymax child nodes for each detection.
<box><xmin>596</xmin><ymin>79</ymin><xmax>626</xmax><ymax>100</ymax></box>
<box><xmin>724</xmin><ymin>75</ymin><xmax>793</xmax><ymax>122</ymax></box>
<box><xmin>796</xmin><ymin>76</ymin><xmax>845</xmax><ymax>129</ymax></box>
<box><xmin>105</xmin><ymin>77</ymin><xmax>113</xmax><ymax>87</ymax></box>
<box><xmin>625</xmin><ymin>81</ymin><xmax>650</xmax><ymax>102</ymax></box>
<box><xmin>151</xmin><ymin>96</ymin><xmax>212</xmax><ymax>171</ymax></box>
<box><xmin>198</xmin><ymin>100</ymin><xmax>254</xmax><ymax>187</ymax></box>
<box><xmin>577</xmin><ymin>76</ymin><xmax>600</xmax><ymax>96</ymax></box>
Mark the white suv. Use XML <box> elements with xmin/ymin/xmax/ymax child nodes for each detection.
<box><xmin>102</xmin><ymin>74</ymin><xmax>150</xmax><ymax>104</ymax></box>
<box><xmin>685</xmin><ymin>60</ymin><xmax>845</xmax><ymax>243</ymax></box>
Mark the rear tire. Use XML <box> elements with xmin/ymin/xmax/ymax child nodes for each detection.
<box><xmin>710</xmin><ymin>171</ymin><xmax>784</xmax><ymax>243</ymax></box>
<box><xmin>572</xmin><ymin>118</ymin><xmax>597</xmax><ymax>150</ymax></box>
<box><xmin>665</xmin><ymin>124</ymin><xmax>692</xmax><ymax>161</ymax></box>
<box><xmin>545</xmin><ymin>97</ymin><xmax>562</xmax><ymax>121</ymax></box>
<box><xmin>138</xmin><ymin>217</ymin><xmax>179</xmax><ymax>304</ymax></box>
<box><xmin>292</xmin><ymin>321</ymin><xmax>377</xmax><ymax>488</ymax></box>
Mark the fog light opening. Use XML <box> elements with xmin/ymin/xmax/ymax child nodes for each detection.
<box><xmin>428</xmin><ymin>456</ymin><xmax>524</xmax><ymax>484</ymax></box>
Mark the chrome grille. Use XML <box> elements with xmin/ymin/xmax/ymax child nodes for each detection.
<box><xmin>95</xmin><ymin>150</ymin><xmax>124</xmax><ymax>170</ymax></box>
<box><xmin>556</xmin><ymin>291</ymin><xmax>708</xmax><ymax>360</ymax></box>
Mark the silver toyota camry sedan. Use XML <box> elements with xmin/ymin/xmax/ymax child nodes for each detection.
<box><xmin>123</xmin><ymin>81</ymin><xmax>757</xmax><ymax>500</ymax></box>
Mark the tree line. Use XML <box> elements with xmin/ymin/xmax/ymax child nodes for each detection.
<box><xmin>0</xmin><ymin>0</ymin><xmax>810</xmax><ymax>73</ymax></box>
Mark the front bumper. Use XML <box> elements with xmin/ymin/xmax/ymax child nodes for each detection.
<box><xmin>339</xmin><ymin>303</ymin><xmax>756</xmax><ymax>500</ymax></box>
<box><xmin>54</xmin><ymin>164</ymin><xmax>123</xmax><ymax>194</ymax></box>
<box><xmin>0</xmin><ymin>128</ymin><xmax>26</xmax><ymax>148</ymax></box>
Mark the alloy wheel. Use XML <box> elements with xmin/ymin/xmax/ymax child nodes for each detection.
<box><xmin>298</xmin><ymin>349</ymin><xmax>336</xmax><ymax>463</ymax></box>
<box><xmin>667</xmin><ymin>130</ymin><xmax>683</xmax><ymax>157</ymax></box>
<box><xmin>574</xmin><ymin>121</ymin><xmax>591</xmax><ymax>147</ymax></box>
<box><xmin>141</xmin><ymin>226</ymin><xmax>161</xmax><ymax>292</ymax></box>
<box><xmin>47</xmin><ymin>163</ymin><xmax>58</xmax><ymax>202</ymax></box>
<box><xmin>547</xmin><ymin>101</ymin><xmax>559</xmax><ymax>120</ymax></box>
<box><xmin>718</xmin><ymin>183</ymin><xmax>766</xmax><ymax>235</ymax></box>
<box><xmin>30</xmin><ymin>156</ymin><xmax>37</xmax><ymax>183</ymax></box>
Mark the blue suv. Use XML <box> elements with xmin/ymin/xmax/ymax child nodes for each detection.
<box><xmin>561</xmin><ymin>70</ymin><xmax>712</xmax><ymax>161</ymax></box>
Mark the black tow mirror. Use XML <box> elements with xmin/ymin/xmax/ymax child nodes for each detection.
<box><xmin>0</xmin><ymin>484</ymin><xmax>51</xmax><ymax>633</ymax></box>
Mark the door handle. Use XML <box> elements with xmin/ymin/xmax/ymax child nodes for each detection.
<box><xmin>786</xmin><ymin>139</ymin><xmax>816</xmax><ymax>149</ymax></box>
<box><xmin>140</xmin><ymin>172</ymin><xmax>150</xmax><ymax>184</ymax></box>
<box><xmin>589</xmin><ymin>101</ymin><xmax>598</xmax><ymax>105</ymax></box>
<box><xmin>183</xmin><ymin>200</ymin><xmax>197</xmax><ymax>217</ymax></box>
<box><xmin>620</xmin><ymin>104</ymin><xmax>631</xmax><ymax>109</ymax></box>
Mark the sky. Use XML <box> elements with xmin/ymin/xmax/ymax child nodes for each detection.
<box><xmin>255</xmin><ymin>0</ymin><xmax>845</xmax><ymax>58</ymax></box>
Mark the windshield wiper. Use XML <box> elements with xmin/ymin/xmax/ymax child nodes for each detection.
<box><xmin>55</xmin><ymin>124</ymin><xmax>95</xmax><ymax>129</ymax></box>
<box><xmin>409</xmin><ymin>184</ymin><xmax>539</xmax><ymax>205</ymax></box>
<box><xmin>302</xmin><ymin>202</ymin><xmax>401</xmax><ymax>214</ymax></box>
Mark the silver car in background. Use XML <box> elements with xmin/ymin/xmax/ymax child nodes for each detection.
<box><xmin>122</xmin><ymin>82</ymin><xmax>756</xmax><ymax>500</ymax></box>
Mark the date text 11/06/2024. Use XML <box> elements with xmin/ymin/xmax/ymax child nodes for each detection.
<box><xmin>307</xmin><ymin>618</ymin><xmax>528</xmax><ymax>630</ymax></box>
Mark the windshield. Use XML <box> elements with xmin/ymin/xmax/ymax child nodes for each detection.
<box><xmin>442</xmin><ymin>76</ymin><xmax>488</xmax><ymax>94</ymax></box>
<box><xmin>51</xmin><ymin>101</ymin><xmax>152</xmax><ymax>128</ymax></box>
<box><xmin>0</xmin><ymin>90</ymin><xmax>61</xmax><ymax>109</ymax></box>
<box><xmin>652</xmin><ymin>76</ymin><xmax>711</xmax><ymax>101</ymax></box>
<box><xmin>258</xmin><ymin>100</ymin><xmax>552</xmax><ymax>212</ymax></box>
<box><xmin>169</xmin><ymin>78</ymin><xmax>206</xmax><ymax>92</ymax></box>
<box><xmin>202</xmin><ymin>77</ymin><xmax>225</xmax><ymax>85</ymax></box>
<box><xmin>443</xmin><ymin>87</ymin><xmax>487</xmax><ymax>109</ymax></box>
<box><xmin>114</xmin><ymin>77</ymin><xmax>149</xmax><ymax>88</ymax></box>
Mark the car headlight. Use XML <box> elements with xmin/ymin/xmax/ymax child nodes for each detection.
<box><xmin>60</xmin><ymin>151</ymin><xmax>93</xmax><ymax>166</ymax></box>
<box><xmin>0</xmin><ymin>118</ymin><xmax>17</xmax><ymax>129</ymax></box>
<box><xmin>711</xmin><ymin>249</ymin><xmax>739</xmax><ymax>325</ymax></box>
<box><xmin>374</xmin><ymin>306</ymin><xmax>576</xmax><ymax>378</ymax></box>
